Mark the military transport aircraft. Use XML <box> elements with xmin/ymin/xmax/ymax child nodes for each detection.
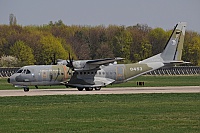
<box><xmin>8</xmin><ymin>22</ymin><xmax>187</xmax><ymax>92</ymax></box>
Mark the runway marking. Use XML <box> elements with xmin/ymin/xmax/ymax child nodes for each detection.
<box><xmin>0</xmin><ymin>86</ymin><xmax>200</xmax><ymax>97</ymax></box>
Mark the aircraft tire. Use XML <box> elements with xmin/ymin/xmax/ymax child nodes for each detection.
<box><xmin>95</xmin><ymin>87</ymin><xmax>101</xmax><ymax>91</ymax></box>
<box><xmin>77</xmin><ymin>87</ymin><xmax>84</xmax><ymax>91</ymax></box>
<box><xmin>24</xmin><ymin>87</ymin><xmax>29</xmax><ymax>92</ymax></box>
<box><xmin>85</xmin><ymin>87</ymin><xmax>93</xmax><ymax>91</ymax></box>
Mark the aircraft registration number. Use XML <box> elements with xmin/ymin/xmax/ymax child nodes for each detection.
<box><xmin>130</xmin><ymin>67</ymin><xmax>143</xmax><ymax>71</ymax></box>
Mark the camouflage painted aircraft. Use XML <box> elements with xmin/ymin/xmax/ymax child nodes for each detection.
<box><xmin>8</xmin><ymin>22</ymin><xmax>187</xmax><ymax>92</ymax></box>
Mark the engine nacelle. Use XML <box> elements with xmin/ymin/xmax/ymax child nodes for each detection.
<box><xmin>57</xmin><ymin>60</ymin><xmax>88</xmax><ymax>69</ymax></box>
<box><xmin>72</xmin><ymin>60</ymin><xmax>87</xmax><ymax>69</ymax></box>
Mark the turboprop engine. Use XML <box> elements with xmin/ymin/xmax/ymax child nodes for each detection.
<box><xmin>57</xmin><ymin>59</ymin><xmax>88</xmax><ymax>70</ymax></box>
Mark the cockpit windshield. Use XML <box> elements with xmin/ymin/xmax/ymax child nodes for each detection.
<box><xmin>25</xmin><ymin>69</ymin><xmax>31</xmax><ymax>74</ymax></box>
<box><xmin>16</xmin><ymin>68</ymin><xmax>31</xmax><ymax>74</ymax></box>
<box><xmin>16</xmin><ymin>69</ymin><xmax>23</xmax><ymax>73</ymax></box>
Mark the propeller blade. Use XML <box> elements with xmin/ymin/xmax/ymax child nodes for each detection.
<box><xmin>66</xmin><ymin>52</ymin><xmax>74</xmax><ymax>70</ymax></box>
<box><xmin>50</xmin><ymin>53</ymin><xmax>56</xmax><ymax>65</ymax></box>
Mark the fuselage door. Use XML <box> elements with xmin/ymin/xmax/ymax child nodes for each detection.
<box><xmin>116</xmin><ymin>66</ymin><xmax>124</xmax><ymax>81</ymax></box>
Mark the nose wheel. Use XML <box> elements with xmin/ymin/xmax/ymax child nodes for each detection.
<box><xmin>23</xmin><ymin>87</ymin><xmax>29</xmax><ymax>92</ymax></box>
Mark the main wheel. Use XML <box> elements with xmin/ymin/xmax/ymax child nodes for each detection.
<box><xmin>77</xmin><ymin>87</ymin><xmax>84</xmax><ymax>91</ymax></box>
<box><xmin>95</xmin><ymin>87</ymin><xmax>101</xmax><ymax>91</ymax></box>
<box><xmin>24</xmin><ymin>87</ymin><xmax>29</xmax><ymax>92</ymax></box>
<box><xmin>85</xmin><ymin>87</ymin><xmax>93</xmax><ymax>91</ymax></box>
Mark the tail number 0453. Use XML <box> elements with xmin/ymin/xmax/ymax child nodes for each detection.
<box><xmin>130</xmin><ymin>67</ymin><xmax>143</xmax><ymax>71</ymax></box>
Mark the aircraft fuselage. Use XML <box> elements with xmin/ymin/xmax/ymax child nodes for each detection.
<box><xmin>8</xmin><ymin>62</ymin><xmax>163</xmax><ymax>91</ymax></box>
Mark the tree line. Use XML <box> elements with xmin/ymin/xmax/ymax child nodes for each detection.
<box><xmin>0</xmin><ymin>20</ymin><xmax>200</xmax><ymax>67</ymax></box>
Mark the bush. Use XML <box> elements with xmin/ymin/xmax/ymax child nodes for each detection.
<box><xmin>0</xmin><ymin>55</ymin><xmax>18</xmax><ymax>67</ymax></box>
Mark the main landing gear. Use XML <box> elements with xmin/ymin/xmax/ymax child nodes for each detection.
<box><xmin>23</xmin><ymin>87</ymin><xmax>29</xmax><ymax>92</ymax></box>
<box><xmin>77</xmin><ymin>87</ymin><xmax>101</xmax><ymax>91</ymax></box>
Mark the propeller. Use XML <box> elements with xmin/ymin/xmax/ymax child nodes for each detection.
<box><xmin>66</xmin><ymin>53</ymin><xmax>74</xmax><ymax>70</ymax></box>
<box><xmin>51</xmin><ymin>53</ymin><xmax>57</xmax><ymax>65</ymax></box>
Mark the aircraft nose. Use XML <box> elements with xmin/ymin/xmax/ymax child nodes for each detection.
<box><xmin>7</xmin><ymin>78</ymin><xmax>10</xmax><ymax>83</ymax></box>
<box><xmin>8</xmin><ymin>74</ymin><xmax>17</xmax><ymax>84</ymax></box>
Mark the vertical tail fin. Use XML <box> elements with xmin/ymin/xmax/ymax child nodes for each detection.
<box><xmin>161</xmin><ymin>22</ymin><xmax>186</xmax><ymax>62</ymax></box>
<box><xmin>140</xmin><ymin>22</ymin><xmax>187</xmax><ymax>64</ymax></box>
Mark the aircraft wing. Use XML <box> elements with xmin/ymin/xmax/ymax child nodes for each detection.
<box><xmin>57</xmin><ymin>57</ymin><xmax>124</xmax><ymax>70</ymax></box>
<box><xmin>86</xmin><ymin>57</ymin><xmax>124</xmax><ymax>65</ymax></box>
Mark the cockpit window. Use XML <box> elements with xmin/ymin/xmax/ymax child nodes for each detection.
<box><xmin>16</xmin><ymin>69</ymin><xmax>23</xmax><ymax>73</ymax></box>
<box><xmin>26</xmin><ymin>69</ymin><xmax>31</xmax><ymax>74</ymax></box>
<box><xmin>16</xmin><ymin>69</ymin><xmax>31</xmax><ymax>74</ymax></box>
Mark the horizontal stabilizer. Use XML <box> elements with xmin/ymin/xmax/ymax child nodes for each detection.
<box><xmin>164</xmin><ymin>61</ymin><xmax>191</xmax><ymax>65</ymax></box>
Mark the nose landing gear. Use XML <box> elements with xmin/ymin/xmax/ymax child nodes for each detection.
<box><xmin>7</xmin><ymin>78</ymin><xmax>10</xmax><ymax>83</ymax></box>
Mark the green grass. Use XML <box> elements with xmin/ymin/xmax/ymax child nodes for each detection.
<box><xmin>0</xmin><ymin>94</ymin><xmax>199</xmax><ymax>133</ymax></box>
<box><xmin>109</xmin><ymin>75</ymin><xmax>200</xmax><ymax>87</ymax></box>
<box><xmin>1</xmin><ymin>75</ymin><xmax>200</xmax><ymax>90</ymax></box>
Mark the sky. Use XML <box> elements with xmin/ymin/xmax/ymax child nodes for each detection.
<box><xmin>0</xmin><ymin>0</ymin><xmax>200</xmax><ymax>32</ymax></box>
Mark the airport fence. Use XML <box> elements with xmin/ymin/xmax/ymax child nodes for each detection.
<box><xmin>0</xmin><ymin>67</ymin><xmax>19</xmax><ymax>78</ymax></box>
<box><xmin>146</xmin><ymin>66</ymin><xmax>200</xmax><ymax>75</ymax></box>
<box><xmin>0</xmin><ymin>66</ymin><xmax>200</xmax><ymax>78</ymax></box>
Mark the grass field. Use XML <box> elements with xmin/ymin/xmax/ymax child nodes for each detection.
<box><xmin>0</xmin><ymin>94</ymin><xmax>199</xmax><ymax>133</ymax></box>
<box><xmin>0</xmin><ymin>76</ymin><xmax>200</xmax><ymax>132</ymax></box>
<box><xmin>110</xmin><ymin>75</ymin><xmax>200</xmax><ymax>87</ymax></box>
<box><xmin>1</xmin><ymin>75</ymin><xmax>200</xmax><ymax>90</ymax></box>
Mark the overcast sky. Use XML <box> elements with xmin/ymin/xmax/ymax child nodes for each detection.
<box><xmin>0</xmin><ymin>0</ymin><xmax>200</xmax><ymax>32</ymax></box>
